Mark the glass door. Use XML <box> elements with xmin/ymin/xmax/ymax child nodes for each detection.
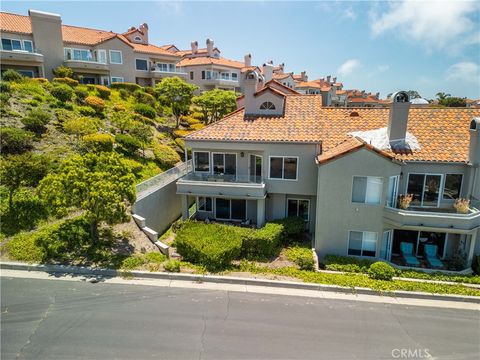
<box><xmin>387</xmin><ymin>175</ymin><xmax>399</xmax><ymax>207</ymax></box>
<box><xmin>407</xmin><ymin>174</ymin><xmax>442</xmax><ymax>207</ymax></box>
<box><xmin>212</xmin><ymin>153</ymin><xmax>236</xmax><ymax>179</ymax></box>
<box><xmin>381</xmin><ymin>230</ymin><xmax>392</xmax><ymax>261</ymax></box>
<box><xmin>249</xmin><ymin>155</ymin><xmax>262</xmax><ymax>183</ymax></box>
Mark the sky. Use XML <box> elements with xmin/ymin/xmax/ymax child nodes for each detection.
<box><xmin>2</xmin><ymin>0</ymin><xmax>480</xmax><ymax>99</ymax></box>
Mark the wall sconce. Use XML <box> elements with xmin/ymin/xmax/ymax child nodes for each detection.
<box><xmin>240</xmin><ymin>152</ymin><xmax>245</xmax><ymax>157</ymax></box>
<box><xmin>400</xmin><ymin>171</ymin><xmax>403</xmax><ymax>179</ymax></box>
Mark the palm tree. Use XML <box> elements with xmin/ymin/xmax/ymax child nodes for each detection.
<box><xmin>436</xmin><ymin>92</ymin><xmax>451</xmax><ymax>101</ymax></box>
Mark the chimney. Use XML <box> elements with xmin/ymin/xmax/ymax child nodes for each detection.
<box><xmin>333</xmin><ymin>77</ymin><xmax>337</xmax><ymax>83</ymax></box>
<box><xmin>206</xmin><ymin>38</ymin><xmax>214</xmax><ymax>57</ymax></box>
<box><xmin>469</xmin><ymin>118</ymin><xmax>480</xmax><ymax>166</ymax></box>
<box><xmin>139</xmin><ymin>23</ymin><xmax>149</xmax><ymax>43</ymax></box>
<box><xmin>244</xmin><ymin>54</ymin><xmax>251</xmax><ymax>67</ymax></box>
<box><xmin>262</xmin><ymin>63</ymin><xmax>274</xmax><ymax>82</ymax></box>
<box><xmin>191</xmin><ymin>41</ymin><xmax>198</xmax><ymax>55</ymax></box>
<box><xmin>280</xmin><ymin>63</ymin><xmax>285</xmax><ymax>72</ymax></box>
<box><xmin>326</xmin><ymin>75</ymin><xmax>331</xmax><ymax>83</ymax></box>
<box><xmin>387</xmin><ymin>91</ymin><xmax>411</xmax><ymax>147</ymax></box>
<box><xmin>301</xmin><ymin>71</ymin><xmax>307</xmax><ymax>82</ymax></box>
<box><xmin>243</xmin><ymin>70</ymin><xmax>264</xmax><ymax>115</ymax></box>
<box><xmin>375</xmin><ymin>92</ymin><xmax>380</xmax><ymax>99</ymax></box>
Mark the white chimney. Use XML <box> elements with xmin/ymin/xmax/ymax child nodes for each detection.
<box><xmin>301</xmin><ymin>71</ymin><xmax>307</xmax><ymax>81</ymax></box>
<box><xmin>139</xmin><ymin>23</ymin><xmax>149</xmax><ymax>43</ymax></box>
<box><xmin>262</xmin><ymin>63</ymin><xmax>274</xmax><ymax>82</ymax></box>
<box><xmin>387</xmin><ymin>91</ymin><xmax>411</xmax><ymax>147</ymax></box>
<box><xmin>206</xmin><ymin>38</ymin><xmax>214</xmax><ymax>57</ymax></box>
<box><xmin>244</xmin><ymin>54</ymin><xmax>252</xmax><ymax>67</ymax></box>
<box><xmin>243</xmin><ymin>70</ymin><xmax>264</xmax><ymax>115</ymax></box>
<box><xmin>191</xmin><ymin>41</ymin><xmax>198</xmax><ymax>55</ymax></box>
<box><xmin>326</xmin><ymin>75</ymin><xmax>331</xmax><ymax>83</ymax></box>
<box><xmin>469</xmin><ymin>118</ymin><xmax>480</xmax><ymax>166</ymax></box>
<box><xmin>332</xmin><ymin>77</ymin><xmax>337</xmax><ymax>83</ymax></box>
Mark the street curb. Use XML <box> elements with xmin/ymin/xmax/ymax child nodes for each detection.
<box><xmin>1</xmin><ymin>261</ymin><xmax>479</xmax><ymax>304</ymax></box>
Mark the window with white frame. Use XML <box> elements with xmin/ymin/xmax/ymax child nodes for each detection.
<box><xmin>2</xmin><ymin>38</ymin><xmax>22</xmax><ymax>51</ymax></box>
<box><xmin>260</xmin><ymin>101</ymin><xmax>276</xmax><ymax>110</ymax></box>
<box><xmin>23</xmin><ymin>40</ymin><xmax>33</xmax><ymax>53</ymax></box>
<box><xmin>386</xmin><ymin>175</ymin><xmax>399</xmax><ymax>207</ymax></box>
<box><xmin>111</xmin><ymin>76</ymin><xmax>124</xmax><ymax>83</ymax></box>
<box><xmin>134</xmin><ymin>36</ymin><xmax>142</xmax><ymax>42</ymax></box>
<box><xmin>215</xmin><ymin>198</ymin><xmax>246</xmax><ymax>220</ymax></box>
<box><xmin>348</xmin><ymin>231</ymin><xmax>377</xmax><ymax>257</ymax></box>
<box><xmin>231</xmin><ymin>73</ymin><xmax>238</xmax><ymax>80</ymax></box>
<box><xmin>212</xmin><ymin>153</ymin><xmax>236</xmax><ymax>175</ymax></box>
<box><xmin>109</xmin><ymin>50</ymin><xmax>123</xmax><ymax>64</ymax></box>
<box><xmin>352</xmin><ymin>176</ymin><xmax>383</xmax><ymax>204</ymax></box>
<box><xmin>198</xmin><ymin>197</ymin><xmax>212</xmax><ymax>212</ymax></box>
<box><xmin>443</xmin><ymin>174</ymin><xmax>463</xmax><ymax>200</ymax></box>
<box><xmin>96</xmin><ymin>49</ymin><xmax>107</xmax><ymax>64</ymax></box>
<box><xmin>136</xmin><ymin>59</ymin><xmax>148</xmax><ymax>71</ymax></box>
<box><xmin>407</xmin><ymin>174</ymin><xmax>442</xmax><ymax>207</ymax></box>
<box><xmin>220</xmin><ymin>72</ymin><xmax>230</xmax><ymax>80</ymax></box>
<box><xmin>155</xmin><ymin>63</ymin><xmax>176</xmax><ymax>72</ymax></box>
<box><xmin>194</xmin><ymin>152</ymin><xmax>210</xmax><ymax>172</ymax></box>
<box><xmin>269</xmin><ymin>156</ymin><xmax>298</xmax><ymax>180</ymax></box>
<box><xmin>64</xmin><ymin>48</ymin><xmax>93</xmax><ymax>61</ymax></box>
<box><xmin>287</xmin><ymin>199</ymin><xmax>309</xmax><ymax>221</ymax></box>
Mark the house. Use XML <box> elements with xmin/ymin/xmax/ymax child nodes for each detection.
<box><xmin>0</xmin><ymin>10</ymin><xmax>185</xmax><ymax>85</ymax></box>
<box><xmin>294</xmin><ymin>76</ymin><xmax>343</xmax><ymax>106</ymax></box>
<box><xmin>176</xmin><ymin>70</ymin><xmax>480</xmax><ymax>271</ymax></box>
<box><xmin>346</xmin><ymin>90</ymin><xmax>385</xmax><ymax>107</ymax></box>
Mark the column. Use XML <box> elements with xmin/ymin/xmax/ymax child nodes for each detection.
<box><xmin>181</xmin><ymin>195</ymin><xmax>189</xmax><ymax>220</ymax></box>
<box><xmin>256</xmin><ymin>198</ymin><xmax>266</xmax><ymax>228</ymax></box>
<box><xmin>467</xmin><ymin>230</ymin><xmax>477</xmax><ymax>267</ymax></box>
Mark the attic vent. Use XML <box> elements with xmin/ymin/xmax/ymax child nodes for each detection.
<box><xmin>350</xmin><ymin>111</ymin><xmax>360</xmax><ymax>117</ymax></box>
<box><xmin>260</xmin><ymin>101</ymin><xmax>276</xmax><ymax>110</ymax></box>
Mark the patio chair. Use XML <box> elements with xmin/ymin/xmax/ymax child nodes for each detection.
<box><xmin>400</xmin><ymin>242</ymin><xmax>420</xmax><ymax>267</ymax></box>
<box><xmin>424</xmin><ymin>244</ymin><xmax>444</xmax><ymax>269</ymax></box>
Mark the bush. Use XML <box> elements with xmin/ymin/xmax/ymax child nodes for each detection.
<box><xmin>285</xmin><ymin>245</ymin><xmax>314</xmax><ymax>270</ymax></box>
<box><xmin>272</xmin><ymin>217</ymin><xmax>305</xmax><ymax>242</ymax></box>
<box><xmin>191</xmin><ymin>111</ymin><xmax>205</xmax><ymax>120</ymax></box>
<box><xmin>83</xmin><ymin>133</ymin><xmax>114</xmax><ymax>152</ymax></box>
<box><xmin>368</xmin><ymin>262</ymin><xmax>396</xmax><ymax>281</ymax></box>
<box><xmin>323</xmin><ymin>255</ymin><xmax>374</xmax><ymax>273</ymax></box>
<box><xmin>21</xmin><ymin>109</ymin><xmax>51</xmax><ymax>134</ymax></box>
<box><xmin>133</xmin><ymin>103</ymin><xmax>156</xmax><ymax>119</ymax></box>
<box><xmin>0</xmin><ymin>127</ymin><xmax>34</xmax><ymax>154</ymax></box>
<box><xmin>237</xmin><ymin>223</ymin><xmax>283</xmax><ymax>260</ymax></box>
<box><xmin>121</xmin><ymin>255</ymin><xmax>145</xmax><ymax>270</ymax></box>
<box><xmin>53</xmin><ymin>77</ymin><xmax>79</xmax><ymax>88</ymax></box>
<box><xmin>115</xmin><ymin>133</ymin><xmax>141</xmax><ymax>155</ymax></box>
<box><xmin>32</xmin><ymin>78</ymin><xmax>49</xmax><ymax>84</ymax></box>
<box><xmin>2</xmin><ymin>69</ymin><xmax>23</xmax><ymax>82</ymax></box>
<box><xmin>119</xmin><ymin>89</ymin><xmax>129</xmax><ymax>100</ymax></box>
<box><xmin>164</xmin><ymin>259</ymin><xmax>181</xmax><ymax>272</ymax></box>
<box><xmin>95</xmin><ymin>85</ymin><xmax>111</xmax><ymax>99</ymax></box>
<box><xmin>75</xmin><ymin>88</ymin><xmax>89</xmax><ymax>102</ymax></box>
<box><xmin>153</xmin><ymin>144</ymin><xmax>181</xmax><ymax>167</ymax></box>
<box><xmin>85</xmin><ymin>96</ymin><xmax>105</xmax><ymax>114</ymax></box>
<box><xmin>53</xmin><ymin>65</ymin><xmax>74</xmax><ymax>78</ymax></box>
<box><xmin>175</xmin><ymin>221</ymin><xmax>242</xmax><ymax>271</ymax></box>
<box><xmin>173</xmin><ymin>129</ymin><xmax>192</xmax><ymax>138</ymax></box>
<box><xmin>0</xmin><ymin>81</ymin><xmax>11</xmax><ymax>93</ymax></box>
<box><xmin>134</xmin><ymin>90</ymin><xmax>156</xmax><ymax>107</ymax></box>
<box><xmin>145</xmin><ymin>252</ymin><xmax>167</xmax><ymax>264</ymax></box>
<box><xmin>174</xmin><ymin>137</ymin><xmax>185</xmax><ymax>150</ymax></box>
<box><xmin>110</xmin><ymin>82</ymin><xmax>141</xmax><ymax>92</ymax></box>
<box><xmin>190</xmin><ymin>123</ymin><xmax>205</xmax><ymax>131</ymax></box>
<box><xmin>51</xmin><ymin>84</ymin><xmax>74</xmax><ymax>102</ymax></box>
<box><xmin>77</xmin><ymin>105</ymin><xmax>97</xmax><ymax>117</ymax></box>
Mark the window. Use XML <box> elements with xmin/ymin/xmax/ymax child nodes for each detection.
<box><xmin>215</xmin><ymin>198</ymin><xmax>246</xmax><ymax>220</ymax></box>
<box><xmin>249</xmin><ymin>154</ymin><xmax>262</xmax><ymax>183</ymax></box>
<box><xmin>212</xmin><ymin>153</ymin><xmax>236</xmax><ymax>175</ymax></box>
<box><xmin>231</xmin><ymin>73</ymin><xmax>238</xmax><ymax>80</ymax></box>
<box><xmin>198</xmin><ymin>197</ymin><xmax>212</xmax><ymax>212</ymax></box>
<box><xmin>23</xmin><ymin>40</ymin><xmax>33</xmax><ymax>53</ymax></box>
<box><xmin>155</xmin><ymin>63</ymin><xmax>176</xmax><ymax>72</ymax></box>
<box><xmin>386</xmin><ymin>175</ymin><xmax>399</xmax><ymax>207</ymax></box>
<box><xmin>1</xmin><ymin>38</ymin><xmax>32</xmax><ymax>52</ymax></box>
<box><xmin>136</xmin><ymin>59</ymin><xmax>148</xmax><ymax>71</ymax></box>
<box><xmin>352</xmin><ymin>176</ymin><xmax>383</xmax><ymax>204</ymax></box>
<box><xmin>190</xmin><ymin>71</ymin><xmax>194</xmax><ymax>80</ymax></box>
<box><xmin>64</xmin><ymin>48</ymin><xmax>93</xmax><ymax>61</ymax></box>
<box><xmin>407</xmin><ymin>174</ymin><xmax>442</xmax><ymax>207</ymax></box>
<box><xmin>194</xmin><ymin>152</ymin><xmax>209</xmax><ymax>172</ymax></box>
<box><xmin>134</xmin><ymin>36</ymin><xmax>142</xmax><ymax>42</ymax></box>
<box><xmin>220</xmin><ymin>72</ymin><xmax>230</xmax><ymax>80</ymax></box>
<box><xmin>201</xmin><ymin>71</ymin><xmax>205</xmax><ymax>80</ymax></box>
<box><xmin>17</xmin><ymin>70</ymin><xmax>34</xmax><ymax>78</ymax></box>
<box><xmin>109</xmin><ymin>50</ymin><xmax>122</xmax><ymax>64</ymax></box>
<box><xmin>348</xmin><ymin>231</ymin><xmax>377</xmax><ymax>257</ymax></box>
<box><xmin>287</xmin><ymin>199</ymin><xmax>309</xmax><ymax>221</ymax></box>
<box><xmin>269</xmin><ymin>156</ymin><xmax>298</xmax><ymax>180</ymax></box>
<box><xmin>260</xmin><ymin>101</ymin><xmax>276</xmax><ymax>110</ymax></box>
<box><xmin>111</xmin><ymin>76</ymin><xmax>124</xmax><ymax>83</ymax></box>
<box><xmin>443</xmin><ymin>174</ymin><xmax>462</xmax><ymax>200</ymax></box>
<box><xmin>97</xmin><ymin>50</ymin><xmax>107</xmax><ymax>64</ymax></box>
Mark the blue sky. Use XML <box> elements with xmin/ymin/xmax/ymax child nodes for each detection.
<box><xmin>3</xmin><ymin>1</ymin><xmax>480</xmax><ymax>99</ymax></box>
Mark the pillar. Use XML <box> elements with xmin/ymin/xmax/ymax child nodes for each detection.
<box><xmin>181</xmin><ymin>195</ymin><xmax>189</xmax><ymax>220</ymax></box>
<box><xmin>256</xmin><ymin>198</ymin><xmax>265</xmax><ymax>228</ymax></box>
<box><xmin>467</xmin><ymin>230</ymin><xmax>477</xmax><ymax>267</ymax></box>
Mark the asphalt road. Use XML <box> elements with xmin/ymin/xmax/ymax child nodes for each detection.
<box><xmin>1</xmin><ymin>277</ymin><xmax>479</xmax><ymax>360</ymax></box>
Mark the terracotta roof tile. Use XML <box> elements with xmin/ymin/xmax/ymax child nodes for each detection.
<box><xmin>177</xmin><ymin>56</ymin><xmax>245</xmax><ymax>69</ymax></box>
<box><xmin>264</xmin><ymin>80</ymin><xmax>300</xmax><ymax>95</ymax></box>
<box><xmin>0</xmin><ymin>12</ymin><xmax>32</xmax><ymax>34</ymax></box>
<box><xmin>317</xmin><ymin>137</ymin><xmax>395</xmax><ymax>164</ymax></box>
<box><xmin>272</xmin><ymin>72</ymin><xmax>293</xmax><ymax>80</ymax></box>
<box><xmin>62</xmin><ymin>25</ymin><xmax>118</xmax><ymax>46</ymax></box>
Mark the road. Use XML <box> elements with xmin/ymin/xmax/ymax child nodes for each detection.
<box><xmin>1</xmin><ymin>276</ymin><xmax>479</xmax><ymax>360</ymax></box>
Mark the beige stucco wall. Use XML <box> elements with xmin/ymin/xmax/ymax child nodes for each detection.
<box><xmin>179</xmin><ymin>65</ymin><xmax>241</xmax><ymax>92</ymax></box>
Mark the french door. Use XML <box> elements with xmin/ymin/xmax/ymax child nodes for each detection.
<box><xmin>387</xmin><ymin>175</ymin><xmax>399</xmax><ymax>207</ymax></box>
<box><xmin>380</xmin><ymin>230</ymin><xmax>392</xmax><ymax>261</ymax></box>
<box><xmin>249</xmin><ymin>154</ymin><xmax>262</xmax><ymax>183</ymax></box>
<box><xmin>407</xmin><ymin>174</ymin><xmax>442</xmax><ymax>207</ymax></box>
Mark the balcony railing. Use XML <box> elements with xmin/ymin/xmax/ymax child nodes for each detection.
<box><xmin>150</xmin><ymin>66</ymin><xmax>187</xmax><ymax>75</ymax></box>
<box><xmin>180</xmin><ymin>172</ymin><xmax>263</xmax><ymax>185</ymax></box>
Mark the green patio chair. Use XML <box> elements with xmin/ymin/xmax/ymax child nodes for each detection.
<box><xmin>400</xmin><ymin>242</ymin><xmax>420</xmax><ymax>267</ymax></box>
<box><xmin>424</xmin><ymin>244</ymin><xmax>444</xmax><ymax>269</ymax></box>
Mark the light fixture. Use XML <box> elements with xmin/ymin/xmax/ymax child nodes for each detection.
<box><xmin>240</xmin><ymin>152</ymin><xmax>245</xmax><ymax>157</ymax></box>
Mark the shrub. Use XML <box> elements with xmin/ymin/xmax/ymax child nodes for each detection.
<box><xmin>51</xmin><ymin>84</ymin><xmax>74</xmax><ymax>102</ymax></box>
<box><xmin>190</xmin><ymin>123</ymin><xmax>205</xmax><ymax>131</ymax></box>
<box><xmin>74</xmin><ymin>88</ymin><xmax>89</xmax><ymax>102</ymax></box>
<box><xmin>21</xmin><ymin>109</ymin><xmax>51</xmax><ymax>134</ymax></box>
<box><xmin>119</xmin><ymin>89</ymin><xmax>129</xmax><ymax>100</ymax></box>
<box><xmin>368</xmin><ymin>262</ymin><xmax>396</xmax><ymax>281</ymax></box>
<box><xmin>77</xmin><ymin>105</ymin><xmax>97</xmax><ymax>117</ymax></box>
<box><xmin>272</xmin><ymin>217</ymin><xmax>305</xmax><ymax>242</ymax></box>
<box><xmin>121</xmin><ymin>255</ymin><xmax>145</xmax><ymax>270</ymax></box>
<box><xmin>110</xmin><ymin>82</ymin><xmax>141</xmax><ymax>92</ymax></box>
<box><xmin>323</xmin><ymin>255</ymin><xmax>374</xmax><ymax>273</ymax></box>
<box><xmin>32</xmin><ymin>78</ymin><xmax>49</xmax><ymax>84</ymax></box>
<box><xmin>2</xmin><ymin>69</ymin><xmax>23</xmax><ymax>82</ymax></box>
<box><xmin>55</xmin><ymin>108</ymin><xmax>75</xmax><ymax>124</ymax></box>
<box><xmin>473</xmin><ymin>255</ymin><xmax>480</xmax><ymax>275</ymax></box>
<box><xmin>145</xmin><ymin>252</ymin><xmax>167</xmax><ymax>264</ymax></box>
<box><xmin>173</xmin><ymin>129</ymin><xmax>192</xmax><ymax>138</ymax></box>
<box><xmin>53</xmin><ymin>65</ymin><xmax>74</xmax><ymax>78</ymax></box>
<box><xmin>153</xmin><ymin>144</ymin><xmax>181</xmax><ymax>167</ymax></box>
<box><xmin>237</xmin><ymin>223</ymin><xmax>283</xmax><ymax>260</ymax></box>
<box><xmin>83</xmin><ymin>133</ymin><xmax>114</xmax><ymax>152</ymax></box>
<box><xmin>175</xmin><ymin>221</ymin><xmax>242</xmax><ymax>271</ymax></box>
<box><xmin>85</xmin><ymin>96</ymin><xmax>105</xmax><ymax>114</ymax></box>
<box><xmin>134</xmin><ymin>90</ymin><xmax>156</xmax><ymax>106</ymax></box>
<box><xmin>113</xmin><ymin>103</ymin><xmax>126</xmax><ymax>112</ymax></box>
<box><xmin>144</xmin><ymin>86</ymin><xmax>155</xmax><ymax>95</ymax></box>
<box><xmin>133</xmin><ymin>103</ymin><xmax>156</xmax><ymax>119</ymax></box>
<box><xmin>115</xmin><ymin>134</ymin><xmax>141</xmax><ymax>155</ymax></box>
<box><xmin>164</xmin><ymin>259</ymin><xmax>181</xmax><ymax>272</ymax></box>
<box><xmin>0</xmin><ymin>81</ymin><xmax>11</xmax><ymax>93</ymax></box>
<box><xmin>0</xmin><ymin>127</ymin><xmax>34</xmax><ymax>154</ymax></box>
<box><xmin>285</xmin><ymin>245</ymin><xmax>314</xmax><ymax>270</ymax></box>
<box><xmin>95</xmin><ymin>85</ymin><xmax>111</xmax><ymax>99</ymax></box>
<box><xmin>53</xmin><ymin>77</ymin><xmax>79</xmax><ymax>88</ymax></box>
<box><xmin>0</xmin><ymin>92</ymin><xmax>10</xmax><ymax>106</ymax></box>
<box><xmin>191</xmin><ymin>111</ymin><xmax>205</xmax><ymax>120</ymax></box>
<box><xmin>174</xmin><ymin>137</ymin><xmax>185</xmax><ymax>150</ymax></box>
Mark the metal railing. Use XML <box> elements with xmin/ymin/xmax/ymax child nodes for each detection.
<box><xmin>136</xmin><ymin>160</ymin><xmax>192</xmax><ymax>198</ymax></box>
<box><xmin>179</xmin><ymin>171</ymin><xmax>264</xmax><ymax>185</ymax></box>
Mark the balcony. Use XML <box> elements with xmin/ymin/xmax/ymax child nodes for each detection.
<box><xmin>0</xmin><ymin>49</ymin><xmax>44</xmax><ymax>65</ymax></box>
<box><xmin>150</xmin><ymin>67</ymin><xmax>188</xmax><ymax>78</ymax></box>
<box><xmin>383</xmin><ymin>206</ymin><xmax>480</xmax><ymax>232</ymax></box>
<box><xmin>204</xmin><ymin>78</ymin><xmax>239</xmax><ymax>87</ymax></box>
<box><xmin>63</xmin><ymin>59</ymin><xmax>109</xmax><ymax>73</ymax></box>
<box><xmin>177</xmin><ymin>172</ymin><xmax>266</xmax><ymax>199</ymax></box>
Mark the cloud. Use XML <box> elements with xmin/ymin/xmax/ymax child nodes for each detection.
<box><xmin>343</xmin><ymin>7</ymin><xmax>356</xmax><ymax>20</ymax></box>
<box><xmin>370</xmin><ymin>0</ymin><xmax>480</xmax><ymax>52</ymax></box>
<box><xmin>445</xmin><ymin>62</ymin><xmax>479</xmax><ymax>82</ymax></box>
<box><xmin>155</xmin><ymin>0</ymin><xmax>184</xmax><ymax>15</ymax></box>
<box><xmin>377</xmin><ymin>64</ymin><xmax>390</xmax><ymax>73</ymax></box>
<box><xmin>338</xmin><ymin>59</ymin><xmax>361</xmax><ymax>77</ymax></box>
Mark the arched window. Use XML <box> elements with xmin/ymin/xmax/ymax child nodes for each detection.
<box><xmin>260</xmin><ymin>101</ymin><xmax>276</xmax><ymax>110</ymax></box>
<box><xmin>134</xmin><ymin>36</ymin><xmax>142</xmax><ymax>42</ymax></box>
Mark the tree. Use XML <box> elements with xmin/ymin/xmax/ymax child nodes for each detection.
<box><xmin>192</xmin><ymin>89</ymin><xmax>237</xmax><ymax>124</ymax></box>
<box><xmin>1</xmin><ymin>153</ymin><xmax>49</xmax><ymax>208</ymax></box>
<box><xmin>406</xmin><ymin>90</ymin><xmax>421</xmax><ymax>99</ymax></box>
<box><xmin>37</xmin><ymin>153</ymin><xmax>136</xmax><ymax>243</ymax></box>
<box><xmin>53</xmin><ymin>65</ymin><xmax>74</xmax><ymax>79</ymax></box>
<box><xmin>110</xmin><ymin>111</ymin><xmax>133</xmax><ymax>134</ymax></box>
<box><xmin>436</xmin><ymin>92</ymin><xmax>451</xmax><ymax>101</ymax></box>
<box><xmin>63</xmin><ymin>117</ymin><xmax>97</xmax><ymax>145</ymax></box>
<box><xmin>130</xmin><ymin>122</ymin><xmax>153</xmax><ymax>156</ymax></box>
<box><xmin>154</xmin><ymin>77</ymin><xmax>197</xmax><ymax>127</ymax></box>
<box><xmin>439</xmin><ymin>97</ymin><xmax>466</xmax><ymax>107</ymax></box>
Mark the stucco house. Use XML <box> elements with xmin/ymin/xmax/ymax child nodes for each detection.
<box><xmin>176</xmin><ymin>70</ymin><xmax>480</xmax><ymax>271</ymax></box>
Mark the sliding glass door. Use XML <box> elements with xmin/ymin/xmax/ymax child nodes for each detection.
<box><xmin>215</xmin><ymin>198</ymin><xmax>246</xmax><ymax>221</ymax></box>
<box><xmin>249</xmin><ymin>155</ymin><xmax>262</xmax><ymax>183</ymax></box>
<box><xmin>407</xmin><ymin>174</ymin><xmax>442</xmax><ymax>207</ymax></box>
<box><xmin>212</xmin><ymin>153</ymin><xmax>236</xmax><ymax>178</ymax></box>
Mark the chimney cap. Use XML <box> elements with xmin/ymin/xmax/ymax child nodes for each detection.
<box><xmin>392</xmin><ymin>91</ymin><xmax>410</xmax><ymax>103</ymax></box>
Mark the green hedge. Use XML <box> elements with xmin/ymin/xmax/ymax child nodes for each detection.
<box><xmin>368</xmin><ymin>262</ymin><xmax>396</xmax><ymax>281</ymax></box>
<box><xmin>51</xmin><ymin>84</ymin><xmax>74</xmax><ymax>102</ymax></box>
<box><xmin>174</xmin><ymin>221</ymin><xmax>242</xmax><ymax>271</ymax></box>
<box><xmin>110</xmin><ymin>82</ymin><xmax>142</xmax><ymax>92</ymax></box>
<box><xmin>52</xmin><ymin>77</ymin><xmax>79</xmax><ymax>88</ymax></box>
<box><xmin>133</xmin><ymin>103</ymin><xmax>156</xmax><ymax>119</ymax></box>
<box><xmin>236</xmin><ymin>223</ymin><xmax>283</xmax><ymax>260</ymax></box>
<box><xmin>153</xmin><ymin>144</ymin><xmax>181</xmax><ymax>167</ymax></box>
<box><xmin>83</xmin><ymin>133</ymin><xmax>114</xmax><ymax>152</ymax></box>
<box><xmin>115</xmin><ymin>134</ymin><xmax>141</xmax><ymax>155</ymax></box>
<box><xmin>323</xmin><ymin>254</ymin><xmax>374</xmax><ymax>273</ymax></box>
<box><xmin>285</xmin><ymin>245</ymin><xmax>314</xmax><ymax>270</ymax></box>
<box><xmin>272</xmin><ymin>216</ymin><xmax>305</xmax><ymax>242</ymax></box>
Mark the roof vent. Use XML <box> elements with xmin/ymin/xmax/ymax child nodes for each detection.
<box><xmin>350</xmin><ymin>111</ymin><xmax>360</xmax><ymax>117</ymax></box>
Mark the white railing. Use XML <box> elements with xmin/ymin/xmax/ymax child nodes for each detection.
<box><xmin>136</xmin><ymin>160</ymin><xmax>192</xmax><ymax>199</ymax></box>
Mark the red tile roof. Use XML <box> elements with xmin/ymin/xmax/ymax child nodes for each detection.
<box><xmin>0</xmin><ymin>12</ymin><xmax>32</xmax><ymax>34</ymax></box>
<box><xmin>177</xmin><ymin>56</ymin><xmax>245</xmax><ymax>69</ymax></box>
